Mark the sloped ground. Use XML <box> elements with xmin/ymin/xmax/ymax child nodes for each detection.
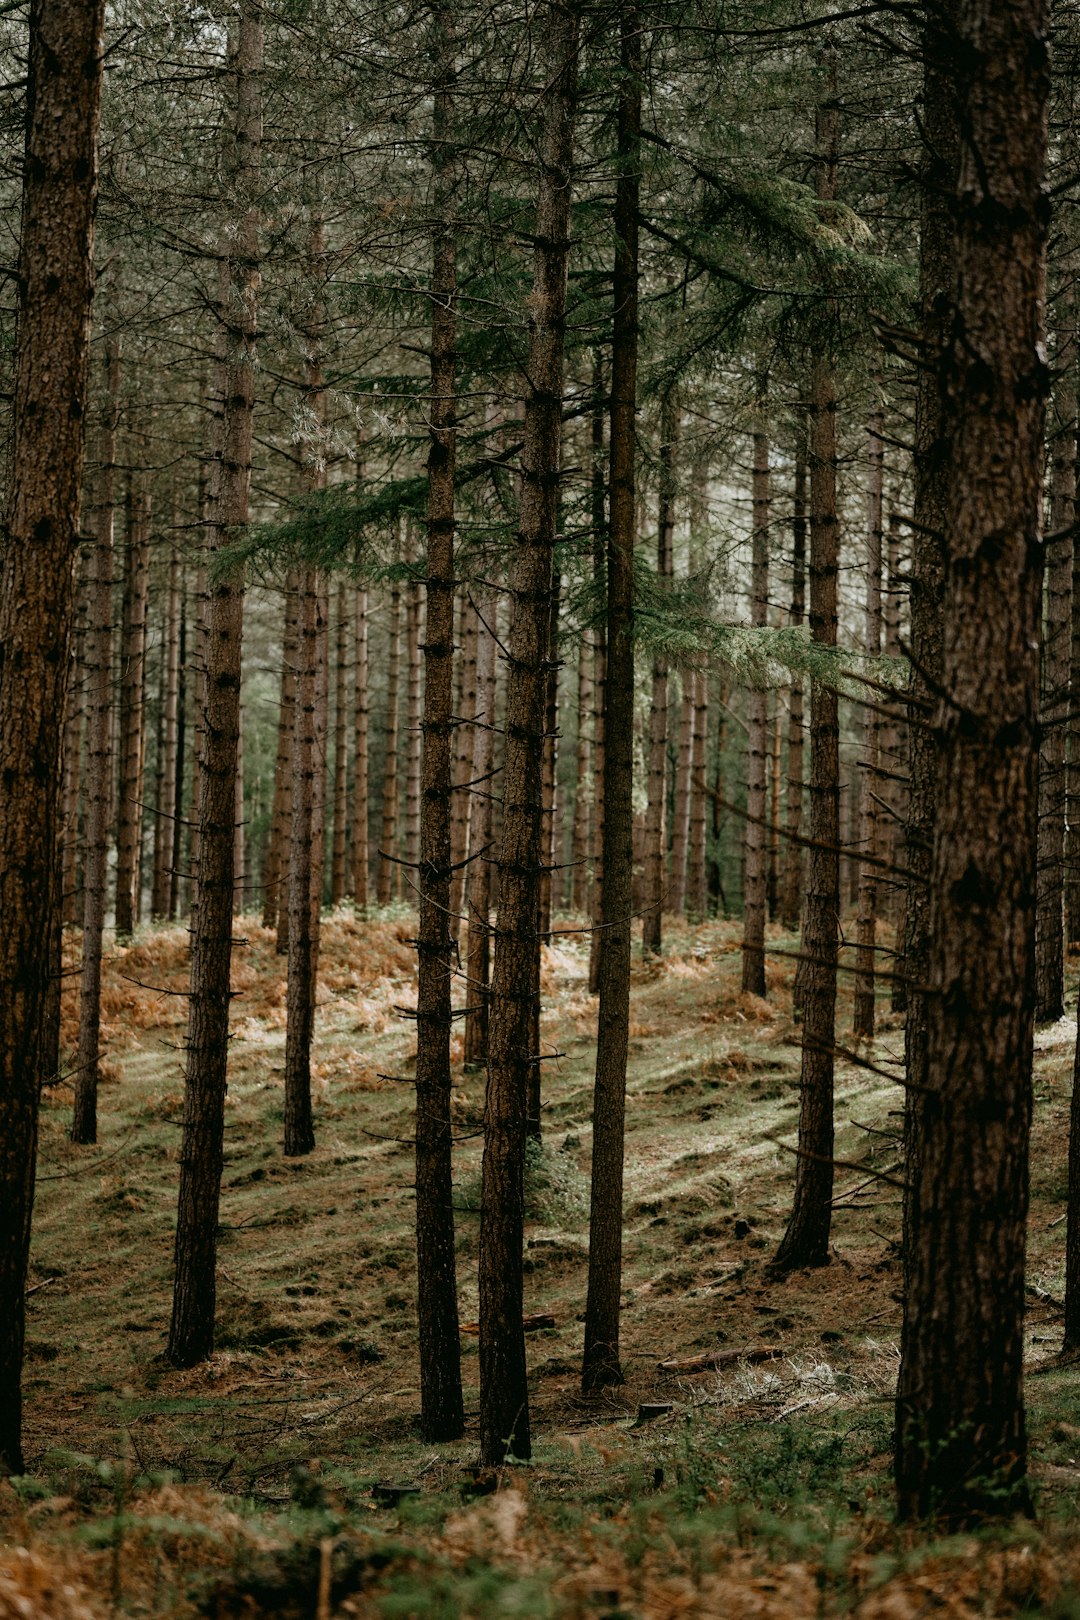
<box><xmin>3</xmin><ymin>913</ymin><xmax>1080</xmax><ymax>1616</ymax></box>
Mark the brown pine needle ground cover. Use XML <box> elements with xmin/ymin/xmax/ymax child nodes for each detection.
<box><xmin>6</xmin><ymin>913</ymin><xmax>1080</xmax><ymax>1616</ymax></box>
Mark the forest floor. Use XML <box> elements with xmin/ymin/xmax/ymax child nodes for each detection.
<box><xmin>5</xmin><ymin>912</ymin><xmax>1080</xmax><ymax>1617</ymax></box>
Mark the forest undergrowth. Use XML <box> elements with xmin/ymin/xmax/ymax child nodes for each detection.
<box><xmin>5</xmin><ymin>913</ymin><xmax>1080</xmax><ymax>1618</ymax></box>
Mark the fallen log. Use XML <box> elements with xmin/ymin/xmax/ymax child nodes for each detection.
<box><xmin>656</xmin><ymin>1345</ymin><xmax>784</xmax><ymax>1374</ymax></box>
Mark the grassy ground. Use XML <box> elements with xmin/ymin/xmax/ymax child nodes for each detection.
<box><xmin>4</xmin><ymin>911</ymin><xmax>1080</xmax><ymax>1617</ymax></box>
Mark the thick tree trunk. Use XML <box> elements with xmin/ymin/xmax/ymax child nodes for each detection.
<box><xmin>780</xmin><ymin>414</ymin><xmax>807</xmax><ymax>932</ymax></box>
<box><xmin>114</xmin><ymin>477</ymin><xmax>151</xmax><ymax>937</ymax></box>
<box><xmin>853</xmin><ymin>404</ymin><xmax>884</xmax><ymax>1038</ymax></box>
<box><xmin>73</xmin><ymin>341</ymin><xmax>120</xmax><ymax>1148</ymax></box>
<box><xmin>742</xmin><ymin>418</ymin><xmax>770</xmax><ymax>995</ymax></box>
<box><xmin>479</xmin><ymin>0</ymin><xmax>578</xmax><ymax>1464</ymax></box>
<box><xmin>168</xmin><ymin>0</ymin><xmax>260</xmax><ymax>1368</ymax></box>
<box><xmin>1035</xmin><ymin>284</ymin><xmax>1074</xmax><ymax>1021</ymax></box>
<box><xmin>352</xmin><ymin>584</ymin><xmax>370</xmax><ymax>910</ymax></box>
<box><xmin>0</xmin><ymin>0</ymin><xmax>104</xmax><ymax>1475</ymax></box>
<box><xmin>582</xmin><ymin>3</ymin><xmax>639</xmax><ymax>1394</ymax></box>
<box><xmin>643</xmin><ymin>397</ymin><xmax>677</xmax><ymax>955</ymax></box>
<box><xmin>895</xmin><ymin>0</ymin><xmax>1048</xmax><ymax>1524</ymax></box>
<box><xmin>774</xmin><ymin>65</ymin><xmax>840</xmax><ymax>1273</ymax></box>
<box><xmin>378</xmin><ymin>577</ymin><xmax>402</xmax><ymax>905</ymax></box>
<box><xmin>264</xmin><ymin>572</ymin><xmax>299</xmax><ymax>936</ymax></box>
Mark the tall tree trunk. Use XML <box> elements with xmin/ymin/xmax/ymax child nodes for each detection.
<box><xmin>587</xmin><ymin>355</ymin><xmax>607</xmax><ymax>993</ymax></box>
<box><xmin>352</xmin><ymin>584</ymin><xmax>370</xmax><ymax>910</ymax></box>
<box><xmin>115</xmin><ymin>477</ymin><xmax>151</xmax><ymax>938</ymax></box>
<box><xmin>449</xmin><ymin>592</ymin><xmax>478</xmax><ymax>937</ymax></box>
<box><xmin>168</xmin><ymin>0</ymin><xmax>261</xmax><ymax>1367</ymax></box>
<box><xmin>582</xmin><ymin>1</ymin><xmax>639</xmax><ymax>1394</ymax></box>
<box><xmin>61</xmin><ymin>553</ymin><xmax>90</xmax><ymax>926</ymax></box>
<box><xmin>780</xmin><ymin>411</ymin><xmax>807</xmax><ymax>932</ymax></box>
<box><xmin>570</xmin><ymin>631</ymin><xmax>593</xmax><ymax>912</ymax></box>
<box><xmin>404</xmin><ymin>543</ymin><xmax>423</xmax><ymax>880</ymax></box>
<box><xmin>329</xmin><ymin>580</ymin><xmax>350</xmax><ymax>906</ymax></box>
<box><xmin>479</xmin><ymin>0</ymin><xmax>579</xmax><ymax>1464</ymax></box>
<box><xmin>73</xmin><ymin>340</ymin><xmax>120</xmax><ymax>1147</ymax></box>
<box><xmin>853</xmin><ymin>403</ymin><xmax>884</xmax><ymax>1037</ymax></box>
<box><xmin>669</xmin><ymin>673</ymin><xmax>693</xmax><ymax>917</ymax></box>
<box><xmin>688</xmin><ymin>668</ymin><xmax>709</xmax><ymax>921</ymax></box>
<box><xmin>0</xmin><ymin>0</ymin><xmax>104</xmax><ymax>1474</ymax></box>
<box><xmin>774</xmin><ymin>63</ymin><xmax>840</xmax><ymax>1273</ymax></box>
<box><xmin>464</xmin><ymin>590</ymin><xmax>497</xmax><ymax>1068</ymax></box>
<box><xmin>377</xmin><ymin>577</ymin><xmax>402</xmax><ymax>905</ymax></box>
<box><xmin>264</xmin><ymin>572</ymin><xmax>299</xmax><ymax>936</ymax></box>
<box><xmin>169</xmin><ymin>591</ymin><xmax>187</xmax><ymax>922</ymax></box>
<box><xmin>152</xmin><ymin>545</ymin><xmax>181</xmax><ymax>920</ymax></box>
<box><xmin>1035</xmin><ymin>281</ymin><xmax>1074</xmax><ymax>1021</ymax></box>
<box><xmin>415</xmin><ymin>24</ymin><xmax>465</xmax><ymax>1435</ymax></box>
<box><xmin>768</xmin><ymin>697</ymin><xmax>781</xmax><ymax>918</ymax></box>
<box><xmin>643</xmin><ymin>397</ymin><xmax>677</xmax><ymax>955</ymax></box>
<box><xmin>895</xmin><ymin>0</ymin><xmax>1049</xmax><ymax>1523</ymax></box>
<box><xmin>742</xmin><ymin>414</ymin><xmax>769</xmax><ymax>994</ymax></box>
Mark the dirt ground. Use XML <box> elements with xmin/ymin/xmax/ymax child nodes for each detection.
<box><xmin>4</xmin><ymin>911</ymin><xmax>1080</xmax><ymax>1617</ymax></box>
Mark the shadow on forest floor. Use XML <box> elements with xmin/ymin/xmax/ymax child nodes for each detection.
<box><xmin>4</xmin><ymin>912</ymin><xmax>1080</xmax><ymax>1616</ymax></box>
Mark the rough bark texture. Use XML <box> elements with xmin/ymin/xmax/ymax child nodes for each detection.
<box><xmin>643</xmin><ymin>398</ymin><xmax>677</xmax><ymax>956</ymax></box>
<box><xmin>853</xmin><ymin>404</ymin><xmax>884</xmax><ymax>1037</ymax></box>
<box><xmin>73</xmin><ymin>341</ymin><xmax>119</xmax><ymax>1148</ymax></box>
<box><xmin>773</xmin><ymin>70</ymin><xmax>840</xmax><ymax>1274</ymax></box>
<box><xmin>0</xmin><ymin>0</ymin><xmax>104</xmax><ymax>1473</ymax></box>
<box><xmin>742</xmin><ymin>420</ymin><xmax>769</xmax><ymax>996</ymax></box>
<box><xmin>479</xmin><ymin>0</ymin><xmax>578</xmax><ymax>1463</ymax></box>
<box><xmin>168</xmin><ymin>0</ymin><xmax>260</xmax><ymax>1368</ymax></box>
<box><xmin>582</xmin><ymin>3</ymin><xmax>638</xmax><ymax>1395</ymax></box>
<box><xmin>114</xmin><ymin>477</ymin><xmax>151</xmax><ymax>937</ymax></box>
<box><xmin>895</xmin><ymin>0</ymin><xmax>1049</xmax><ymax>1524</ymax></box>
<box><xmin>414</xmin><ymin>22</ymin><xmax>464</xmax><ymax>1441</ymax></box>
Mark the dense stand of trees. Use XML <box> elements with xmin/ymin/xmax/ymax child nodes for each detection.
<box><xmin>0</xmin><ymin>0</ymin><xmax>1072</xmax><ymax>1531</ymax></box>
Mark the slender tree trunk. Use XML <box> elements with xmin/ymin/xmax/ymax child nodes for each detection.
<box><xmin>774</xmin><ymin>64</ymin><xmax>840</xmax><ymax>1273</ymax></box>
<box><xmin>0</xmin><ymin>0</ymin><xmax>103</xmax><ymax>1474</ymax></box>
<box><xmin>264</xmin><ymin>572</ymin><xmax>299</xmax><ymax>935</ymax></box>
<box><xmin>61</xmin><ymin>554</ymin><xmax>90</xmax><ymax>926</ymax></box>
<box><xmin>479</xmin><ymin>0</ymin><xmax>579</xmax><ymax>1464</ymax></box>
<box><xmin>768</xmin><ymin>698</ymin><xmax>781</xmax><ymax>918</ymax></box>
<box><xmin>404</xmin><ymin>544</ymin><xmax>423</xmax><ymax>880</ymax></box>
<box><xmin>643</xmin><ymin>397</ymin><xmax>677</xmax><ymax>955</ymax></box>
<box><xmin>73</xmin><ymin>341</ymin><xmax>120</xmax><ymax>1147</ymax></box>
<box><xmin>742</xmin><ymin>416</ymin><xmax>770</xmax><ymax>994</ymax></box>
<box><xmin>588</xmin><ymin>355</ymin><xmax>607</xmax><ymax>993</ymax></box>
<box><xmin>669</xmin><ymin>673</ymin><xmax>693</xmax><ymax>918</ymax></box>
<box><xmin>464</xmin><ymin>590</ymin><xmax>497</xmax><ymax>1068</ymax></box>
<box><xmin>449</xmin><ymin>593</ymin><xmax>478</xmax><ymax>936</ymax></box>
<box><xmin>284</xmin><ymin>566</ymin><xmax>319</xmax><ymax>1158</ymax></box>
<box><xmin>415</xmin><ymin>27</ymin><xmax>465</xmax><ymax>1435</ymax></box>
<box><xmin>115</xmin><ymin>477</ymin><xmax>151</xmax><ymax>938</ymax></box>
<box><xmin>853</xmin><ymin>404</ymin><xmax>884</xmax><ymax>1037</ymax></box>
<box><xmin>352</xmin><ymin>584</ymin><xmax>370</xmax><ymax>910</ymax></box>
<box><xmin>152</xmin><ymin>545</ymin><xmax>181</xmax><ymax>920</ymax></box>
<box><xmin>570</xmin><ymin>632</ymin><xmax>593</xmax><ymax>912</ymax></box>
<box><xmin>378</xmin><ymin>577</ymin><xmax>402</xmax><ymax>905</ymax></box>
<box><xmin>781</xmin><ymin>412</ymin><xmax>807</xmax><ymax>932</ymax></box>
<box><xmin>582</xmin><ymin>2</ymin><xmax>639</xmax><ymax>1394</ymax></box>
<box><xmin>1035</xmin><ymin>282</ymin><xmax>1074</xmax><ymax>1021</ymax></box>
<box><xmin>688</xmin><ymin>669</ymin><xmax>709</xmax><ymax>920</ymax></box>
<box><xmin>330</xmin><ymin>579</ymin><xmax>350</xmax><ymax>906</ymax></box>
<box><xmin>168</xmin><ymin>0</ymin><xmax>261</xmax><ymax>1367</ymax></box>
<box><xmin>895</xmin><ymin>0</ymin><xmax>1049</xmax><ymax>1524</ymax></box>
<box><xmin>169</xmin><ymin>592</ymin><xmax>187</xmax><ymax>921</ymax></box>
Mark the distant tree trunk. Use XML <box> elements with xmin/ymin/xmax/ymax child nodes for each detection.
<box><xmin>853</xmin><ymin>404</ymin><xmax>884</xmax><ymax>1038</ymax></box>
<box><xmin>352</xmin><ymin>584</ymin><xmax>370</xmax><ymax>910</ymax></box>
<box><xmin>449</xmin><ymin>592</ymin><xmax>478</xmax><ymax>937</ymax></box>
<box><xmin>643</xmin><ymin>397</ymin><xmax>677</xmax><ymax>956</ymax></box>
<box><xmin>780</xmin><ymin>412</ymin><xmax>807</xmax><ymax>933</ymax></box>
<box><xmin>0</xmin><ymin>0</ymin><xmax>103</xmax><ymax>1476</ymax></box>
<box><xmin>414</xmin><ymin>30</ymin><xmax>465</xmax><ymax>1435</ymax></box>
<box><xmin>404</xmin><ymin>546</ymin><xmax>423</xmax><ymax>880</ymax></box>
<box><xmin>479</xmin><ymin>0</ymin><xmax>578</xmax><ymax>1465</ymax></box>
<box><xmin>570</xmin><ymin>632</ymin><xmax>593</xmax><ymax>912</ymax></box>
<box><xmin>768</xmin><ymin>698</ymin><xmax>781</xmax><ymax>918</ymax></box>
<box><xmin>582</xmin><ymin>1</ymin><xmax>639</xmax><ymax>1395</ymax></box>
<box><xmin>1035</xmin><ymin>284</ymin><xmax>1074</xmax><ymax>1021</ymax></box>
<box><xmin>284</xmin><ymin>565</ymin><xmax>319</xmax><ymax>1159</ymax></box>
<box><xmin>669</xmin><ymin>673</ymin><xmax>693</xmax><ymax>917</ymax></box>
<box><xmin>169</xmin><ymin>593</ymin><xmax>187</xmax><ymax>921</ymax></box>
<box><xmin>529</xmin><ymin>565</ymin><xmax>562</xmax><ymax>1136</ymax></box>
<box><xmin>73</xmin><ymin>340</ymin><xmax>120</xmax><ymax>1148</ymax></box>
<box><xmin>774</xmin><ymin>62</ymin><xmax>840</xmax><ymax>1274</ymax></box>
<box><xmin>264</xmin><ymin>572</ymin><xmax>299</xmax><ymax>936</ymax></box>
<box><xmin>61</xmin><ymin>554</ymin><xmax>90</xmax><ymax>926</ymax></box>
<box><xmin>742</xmin><ymin>415</ymin><xmax>769</xmax><ymax>995</ymax></box>
<box><xmin>114</xmin><ymin>477</ymin><xmax>151</xmax><ymax>938</ymax></box>
<box><xmin>152</xmin><ymin>545</ymin><xmax>181</xmax><ymax>920</ymax></box>
<box><xmin>330</xmin><ymin>579</ymin><xmax>350</xmax><ymax>906</ymax></box>
<box><xmin>168</xmin><ymin>0</ymin><xmax>260</xmax><ymax>1368</ymax></box>
<box><xmin>378</xmin><ymin>577</ymin><xmax>402</xmax><ymax>905</ymax></box>
<box><xmin>233</xmin><ymin>691</ymin><xmax>245</xmax><ymax>912</ymax></box>
<box><xmin>464</xmin><ymin>590</ymin><xmax>497</xmax><ymax>1069</ymax></box>
<box><xmin>895</xmin><ymin>0</ymin><xmax>1048</xmax><ymax>1524</ymax></box>
<box><xmin>688</xmin><ymin>669</ymin><xmax>709</xmax><ymax>921</ymax></box>
<box><xmin>588</xmin><ymin>355</ymin><xmax>607</xmax><ymax>994</ymax></box>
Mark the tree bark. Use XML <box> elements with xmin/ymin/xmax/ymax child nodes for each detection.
<box><xmin>264</xmin><ymin>571</ymin><xmax>299</xmax><ymax>936</ymax></box>
<box><xmin>449</xmin><ymin>592</ymin><xmax>478</xmax><ymax>936</ymax></box>
<box><xmin>114</xmin><ymin>475</ymin><xmax>151</xmax><ymax>938</ymax></box>
<box><xmin>464</xmin><ymin>590</ymin><xmax>497</xmax><ymax>1069</ymax></box>
<box><xmin>60</xmin><ymin>553</ymin><xmax>90</xmax><ymax>927</ymax></box>
<box><xmin>284</xmin><ymin>565</ymin><xmax>319</xmax><ymax>1158</ymax></box>
<box><xmin>582</xmin><ymin>1</ymin><xmax>639</xmax><ymax>1394</ymax></box>
<box><xmin>479</xmin><ymin>0</ymin><xmax>579</xmax><ymax>1463</ymax></box>
<box><xmin>330</xmin><ymin>578</ymin><xmax>350</xmax><ymax>906</ymax></box>
<box><xmin>780</xmin><ymin>411</ymin><xmax>806</xmax><ymax>933</ymax></box>
<box><xmin>588</xmin><ymin>354</ymin><xmax>607</xmax><ymax>993</ymax></box>
<box><xmin>404</xmin><ymin>537</ymin><xmax>423</xmax><ymax>880</ymax></box>
<box><xmin>152</xmin><ymin>544</ymin><xmax>181</xmax><ymax>920</ymax></box>
<box><xmin>570</xmin><ymin>631</ymin><xmax>593</xmax><ymax>912</ymax></box>
<box><xmin>0</xmin><ymin>0</ymin><xmax>104</xmax><ymax>1474</ymax></box>
<box><xmin>643</xmin><ymin>397</ymin><xmax>677</xmax><ymax>956</ymax></box>
<box><xmin>688</xmin><ymin>667</ymin><xmax>709</xmax><ymax>921</ymax></box>
<box><xmin>895</xmin><ymin>0</ymin><xmax>1049</xmax><ymax>1523</ymax></box>
<box><xmin>742</xmin><ymin>415</ymin><xmax>769</xmax><ymax>995</ymax></box>
<box><xmin>773</xmin><ymin>63</ymin><xmax>840</xmax><ymax>1273</ymax></box>
<box><xmin>168</xmin><ymin>0</ymin><xmax>261</xmax><ymax>1368</ymax></box>
<box><xmin>853</xmin><ymin>403</ymin><xmax>884</xmax><ymax>1038</ymax></box>
<box><xmin>378</xmin><ymin>575</ymin><xmax>402</xmax><ymax>905</ymax></box>
<box><xmin>352</xmin><ymin>583</ymin><xmax>370</xmax><ymax>910</ymax></box>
